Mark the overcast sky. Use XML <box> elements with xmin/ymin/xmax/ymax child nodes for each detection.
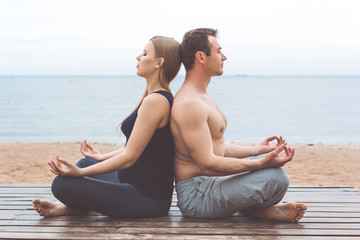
<box><xmin>1</xmin><ymin>0</ymin><xmax>359</xmax><ymax>75</ymax></box>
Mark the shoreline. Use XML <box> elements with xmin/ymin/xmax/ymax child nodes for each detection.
<box><xmin>1</xmin><ymin>142</ymin><xmax>359</xmax><ymax>190</ymax></box>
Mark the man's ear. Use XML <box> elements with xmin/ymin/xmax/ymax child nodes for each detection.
<box><xmin>156</xmin><ymin>57</ymin><xmax>165</xmax><ymax>68</ymax></box>
<box><xmin>195</xmin><ymin>51</ymin><xmax>206</xmax><ymax>63</ymax></box>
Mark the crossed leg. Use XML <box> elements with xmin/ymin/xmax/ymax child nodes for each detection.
<box><xmin>32</xmin><ymin>158</ymin><xmax>118</xmax><ymax>218</ymax></box>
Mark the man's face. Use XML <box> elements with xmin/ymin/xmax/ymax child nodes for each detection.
<box><xmin>205</xmin><ymin>36</ymin><xmax>227</xmax><ymax>76</ymax></box>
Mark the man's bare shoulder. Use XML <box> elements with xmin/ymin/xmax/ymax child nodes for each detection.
<box><xmin>172</xmin><ymin>88</ymin><xmax>207</xmax><ymax>121</ymax></box>
<box><xmin>174</xmin><ymin>85</ymin><xmax>199</xmax><ymax>100</ymax></box>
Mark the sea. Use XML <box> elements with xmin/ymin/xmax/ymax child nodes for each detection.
<box><xmin>0</xmin><ymin>75</ymin><xmax>359</xmax><ymax>143</ymax></box>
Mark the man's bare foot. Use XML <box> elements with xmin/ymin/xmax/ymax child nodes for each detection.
<box><xmin>252</xmin><ymin>202</ymin><xmax>307</xmax><ymax>222</ymax></box>
<box><xmin>32</xmin><ymin>199</ymin><xmax>73</xmax><ymax>217</ymax></box>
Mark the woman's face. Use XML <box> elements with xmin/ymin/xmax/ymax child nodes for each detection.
<box><xmin>136</xmin><ymin>41</ymin><xmax>158</xmax><ymax>78</ymax></box>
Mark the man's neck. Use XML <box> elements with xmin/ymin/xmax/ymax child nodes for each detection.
<box><xmin>183</xmin><ymin>70</ymin><xmax>211</xmax><ymax>93</ymax></box>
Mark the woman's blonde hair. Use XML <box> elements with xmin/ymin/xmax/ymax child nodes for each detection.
<box><xmin>116</xmin><ymin>36</ymin><xmax>181</xmax><ymax>132</ymax></box>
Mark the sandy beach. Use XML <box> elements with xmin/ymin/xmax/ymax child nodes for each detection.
<box><xmin>1</xmin><ymin>142</ymin><xmax>359</xmax><ymax>190</ymax></box>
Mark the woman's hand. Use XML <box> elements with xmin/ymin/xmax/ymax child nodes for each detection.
<box><xmin>80</xmin><ymin>140</ymin><xmax>103</xmax><ymax>161</ymax></box>
<box><xmin>49</xmin><ymin>156</ymin><xmax>83</xmax><ymax>177</ymax></box>
<box><xmin>260</xmin><ymin>144</ymin><xmax>295</xmax><ymax>168</ymax></box>
<box><xmin>257</xmin><ymin>136</ymin><xmax>286</xmax><ymax>154</ymax></box>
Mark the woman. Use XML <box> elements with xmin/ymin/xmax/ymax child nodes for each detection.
<box><xmin>32</xmin><ymin>36</ymin><xmax>181</xmax><ymax>218</ymax></box>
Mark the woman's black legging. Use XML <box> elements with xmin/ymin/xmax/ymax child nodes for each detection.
<box><xmin>51</xmin><ymin>158</ymin><xmax>172</xmax><ymax>218</ymax></box>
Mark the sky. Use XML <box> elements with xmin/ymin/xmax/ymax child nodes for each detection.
<box><xmin>0</xmin><ymin>0</ymin><xmax>359</xmax><ymax>76</ymax></box>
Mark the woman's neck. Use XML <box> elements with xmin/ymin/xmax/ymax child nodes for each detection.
<box><xmin>145</xmin><ymin>76</ymin><xmax>167</xmax><ymax>94</ymax></box>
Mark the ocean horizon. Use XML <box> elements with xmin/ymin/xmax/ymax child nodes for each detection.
<box><xmin>1</xmin><ymin>75</ymin><xmax>359</xmax><ymax>144</ymax></box>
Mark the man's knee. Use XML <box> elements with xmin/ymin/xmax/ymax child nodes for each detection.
<box><xmin>269</xmin><ymin>167</ymin><xmax>290</xmax><ymax>191</ymax></box>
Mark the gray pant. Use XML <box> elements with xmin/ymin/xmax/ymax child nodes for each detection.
<box><xmin>175</xmin><ymin>167</ymin><xmax>289</xmax><ymax>218</ymax></box>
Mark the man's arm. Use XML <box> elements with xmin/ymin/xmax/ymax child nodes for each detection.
<box><xmin>224</xmin><ymin>136</ymin><xmax>284</xmax><ymax>158</ymax></box>
<box><xmin>172</xmin><ymin>100</ymin><xmax>294</xmax><ymax>176</ymax></box>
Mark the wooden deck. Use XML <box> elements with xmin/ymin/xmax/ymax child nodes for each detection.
<box><xmin>1</xmin><ymin>184</ymin><xmax>360</xmax><ymax>239</ymax></box>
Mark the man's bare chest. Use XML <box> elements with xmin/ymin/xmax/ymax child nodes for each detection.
<box><xmin>207</xmin><ymin>104</ymin><xmax>227</xmax><ymax>139</ymax></box>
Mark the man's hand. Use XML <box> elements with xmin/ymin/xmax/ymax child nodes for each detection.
<box><xmin>260</xmin><ymin>144</ymin><xmax>295</xmax><ymax>168</ymax></box>
<box><xmin>257</xmin><ymin>136</ymin><xmax>286</xmax><ymax>154</ymax></box>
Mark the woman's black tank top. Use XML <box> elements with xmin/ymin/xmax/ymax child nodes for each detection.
<box><xmin>119</xmin><ymin>90</ymin><xmax>174</xmax><ymax>200</ymax></box>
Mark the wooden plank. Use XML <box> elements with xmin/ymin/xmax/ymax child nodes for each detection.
<box><xmin>0</xmin><ymin>184</ymin><xmax>353</xmax><ymax>191</ymax></box>
<box><xmin>0</xmin><ymin>204</ymin><xmax>105</xmax><ymax>210</ymax></box>
<box><xmin>283</xmin><ymin>195</ymin><xmax>360</xmax><ymax>203</ymax></box>
<box><xmin>0</xmin><ymin>184</ymin><xmax>51</xmax><ymax>188</ymax></box>
<box><xmin>10</xmin><ymin>205</ymin><xmax>360</xmax><ymax>218</ymax></box>
<box><xmin>184</xmin><ymin>205</ymin><xmax>360</xmax><ymax>213</ymax></box>
<box><xmin>297</xmin><ymin>218</ymin><xmax>360</xmax><ymax>223</ymax></box>
<box><xmin>306</xmin><ymin>206</ymin><xmax>360</xmax><ymax>211</ymax></box>
<box><xmin>182</xmin><ymin>209</ymin><xmax>360</xmax><ymax>219</ymax></box>
<box><xmin>0</xmin><ymin>199</ymin><xmax>39</xmax><ymax>203</ymax></box>
<box><xmin>304</xmin><ymin>202</ymin><xmax>360</xmax><ymax>207</ymax></box>
<box><xmin>0</xmin><ymin>194</ymin><xmax>53</xmax><ymax>198</ymax></box>
<box><xmin>280</xmin><ymin>237</ymin><xmax>360</xmax><ymax>240</ymax></box>
<box><xmin>288</xmin><ymin>188</ymin><xmax>359</xmax><ymax>192</ymax></box>
<box><xmin>166</xmin><ymin>210</ymin><xmax>360</xmax><ymax>217</ymax></box>
<box><xmin>3</xmin><ymin>220</ymin><xmax>360</xmax><ymax>230</ymax></box>
<box><xmin>288</xmin><ymin>185</ymin><xmax>356</xmax><ymax>189</ymax></box>
<box><xmin>2</xmin><ymin>225</ymin><xmax>360</xmax><ymax>236</ymax></box>
<box><xmin>4</xmin><ymin>217</ymin><xmax>360</xmax><ymax>227</ymax></box>
<box><xmin>8</xmin><ymin>212</ymin><xmax>360</xmax><ymax>222</ymax></box>
<box><xmin>0</xmin><ymin>188</ymin><xmax>52</xmax><ymax>194</ymax></box>
<box><xmin>0</xmin><ymin>201</ymin><xmax>39</xmax><ymax>206</ymax></box>
<box><xmin>0</xmin><ymin>184</ymin><xmax>355</xmax><ymax>192</ymax></box>
<box><xmin>285</xmin><ymin>190</ymin><xmax>360</xmax><ymax>195</ymax></box>
<box><xmin>12</xmin><ymin>211</ymin><xmax>360</xmax><ymax>226</ymax></box>
<box><xmin>0</xmin><ymin>201</ymin><xmax>350</xmax><ymax>208</ymax></box>
<box><xmin>0</xmin><ymin>206</ymin><xmax>35</xmax><ymax>210</ymax></box>
<box><xmin>288</xmin><ymin>185</ymin><xmax>356</xmax><ymax>188</ymax></box>
<box><xmin>0</xmin><ymin>220</ymin><xmax>272</xmax><ymax>228</ymax></box>
<box><xmin>0</xmin><ymin>232</ymin><xmax>278</xmax><ymax>240</ymax></box>
<box><xmin>302</xmin><ymin>212</ymin><xmax>360</xmax><ymax>218</ymax></box>
<box><xmin>274</xmin><ymin>222</ymin><xmax>360</xmax><ymax>230</ymax></box>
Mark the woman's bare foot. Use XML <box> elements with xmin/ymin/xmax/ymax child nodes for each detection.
<box><xmin>252</xmin><ymin>202</ymin><xmax>307</xmax><ymax>222</ymax></box>
<box><xmin>32</xmin><ymin>199</ymin><xmax>73</xmax><ymax>217</ymax></box>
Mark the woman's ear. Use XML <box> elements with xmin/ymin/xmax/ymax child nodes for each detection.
<box><xmin>156</xmin><ymin>57</ymin><xmax>165</xmax><ymax>68</ymax></box>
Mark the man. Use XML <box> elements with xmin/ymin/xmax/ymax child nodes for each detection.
<box><xmin>170</xmin><ymin>28</ymin><xmax>307</xmax><ymax>221</ymax></box>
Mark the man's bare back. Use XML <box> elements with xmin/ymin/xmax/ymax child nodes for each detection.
<box><xmin>171</xmin><ymin>83</ymin><xmax>227</xmax><ymax>183</ymax></box>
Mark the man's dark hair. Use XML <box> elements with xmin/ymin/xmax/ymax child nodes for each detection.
<box><xmin>180</xmin><ymin>28</ymin><xmax>218</xmax><ymax>71</ymax></box>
